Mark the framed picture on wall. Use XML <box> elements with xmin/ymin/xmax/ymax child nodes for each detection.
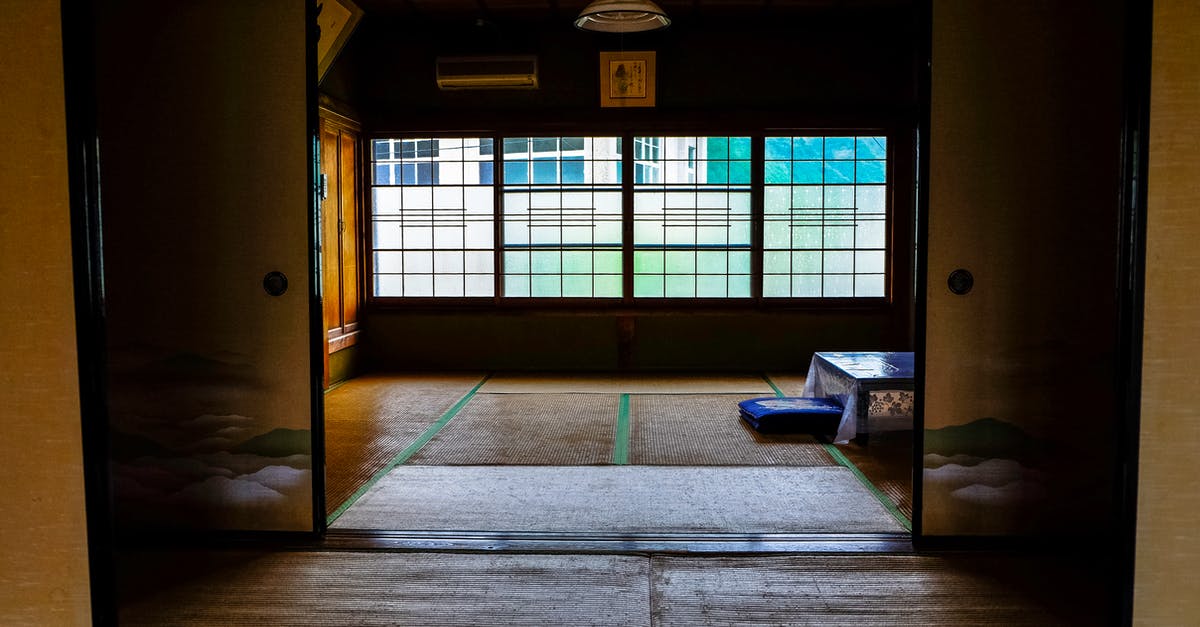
<box><xmin>599</xmin><ymin>51</ymin><xmax>657</xmax><ymax>108</ymax></box>
<box><xmin>317</xmin><ymin>0</ymin><xmax>364</xmax><ymax>82</ymax></box>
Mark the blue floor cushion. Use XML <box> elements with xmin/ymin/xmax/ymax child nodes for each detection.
<box><xmin>738</xmin><ymin>396</ymin><xmax>845</xmax><ymax>436</ymax></box>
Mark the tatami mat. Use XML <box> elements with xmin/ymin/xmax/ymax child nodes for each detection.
<box><xmin>331</xmin><ymin>465</ymin><xmax>905</xmax><ymax>533</ymax></box>
<box><xmin>765</xmin><ymin>372</ymin><xmax>808</xmax><ymax>396</ymax></box>
<box><xmin>405</xmin><ymin>393</ymin><xmax>621</xmax><ymax>465</ymax></box>
<box><xmin>324</xmin><ymin>373</ymin><xmax>485</xmax><ymax>516</ymax></box>
<box><xmin>119</xmin><ymin>551</ymin><xmax>650</xmax><ymax>627</ymax></box>
<box><xmin>479</xmin><ymin>372</ymin><xmax>774</xmax><ymax>394</ymax></box>
<box><xmin>629</xmin><ymin>394</ymin><xmax>836</xmax><ymax>466</ymax></box>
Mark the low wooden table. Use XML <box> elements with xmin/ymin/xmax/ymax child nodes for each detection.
<box><xmin>802</xmin><ymin>351</ymin><xmax>915</xmax><ymax>443</ymax></box>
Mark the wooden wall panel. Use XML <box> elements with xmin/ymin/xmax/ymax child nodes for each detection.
<box><xmin>0</xmin><ymin>0</ymin><xmax>92</xmax><ymax>621</ymax></box>
<box><xmin>339</xmin><ymin>129</ymin><xmax>360</xmax><ymax>329</ymax></box>
<box><xmin>1134</xmin><ymin>0</ymin><xmax>1200</xmax><ymax>621</ymax></box>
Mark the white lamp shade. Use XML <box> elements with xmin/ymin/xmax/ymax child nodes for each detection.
<box><xmin>574</xmin><ymin>0</ymin><xmax>671</xmax><ymax>33</ymax></box>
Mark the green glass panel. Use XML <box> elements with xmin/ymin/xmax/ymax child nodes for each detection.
<box><xmin>763</xmin><ymin>274</ymin><xmax>790</xmax><ymax>298</ymax></box>
<box><xmin>505</xmin><ymin>275</ymin><xmax>530</xmax><ymax>297</ymax></box>
<box><xmin>530</xmin><ymin>250</ymin><xmax>561</xmax><ymax>273</ymax></box>
<box><xmin>825</xmin><ymin>185</ymin><xmax>854</xmax><ymax>208</ymax></box>
<box><xmin>530</xmin><ymin>274</ymin><xmax>561</xmax><ymax>297</ymax></box>
<box><xmin>696</xmin><ymin>250</ymin><xmax>727</xmax><ymax>274</ymax></box>
<box><xmin>707</xmin><ymin>137</ymin><xmax>729</xmax><ymax>160</ymax></box>
<box><xmin>729</xmin><ymin>251</ymin><xmax>751</xmax><ymax>274</ymax></box>
<box><xmin>792</xmin><ymin>186</ymin><xmax>823</xmax><ymax>208</ymax></box>
<box><xmin>765</xmin><ymin>186</ymin><xmax>791</xmax><ymax>214</ymax></box>
<box><xmin>793</xmin><ymin>137</ymin><xmax>822</xmax><ymax>160</ymax></box>
<box><xmin>792</xmin><ymin>162</ymin><xmax>822</xmax><ymax>184</ymax></box>
<box><xmin>764</xmin><ymin>251</ymin><xmax>790</xmax><ymax>273</ymax></box>
<box><xmin>696</xmin><ymin>275</ymin><xmax>727</xmax><ymax>297</ymax></box>
<box><xmin>793</xmin><ymin>275</ymin><xmax>821</xmax><ymax>297</ymax></box>
<box><xmin>825</xmin><ymin>137</ymin><xmax>855</xmax><ymax>160</ymax></box>
<box><xmin>665</xmin><ymin>275</ymin><xmax>696</xmax><ymax>297</ymax></box>
<box><xmin>856</xmin><ymin>160</ymin><xmax>886</xmax><ymax>183</ymax></box>
<box><xmin>707</xmin><ymin>161</ymin><xmax>729</xmax><ymax>184</ymax></box>
<box><xmin>823</xmin><ymin>274</ymin><xmax>854</xmax><ymax>297</ymax></box>
<box><xmin>504</xmin><ymin>251</ymin><xmax>530</xmax><ymax>273</ymax></box>
<box><xmin>594</xmin><ymin>250</ymin><xmax>622</xmax><ymax>274</ymax></box>
<box><xmin>824</xmin><ymin>251</ymin><xmax>854</xmax><ymax>273</ymax></box>
<box><xmin>764</xmin><ymin>221</ymin><xmax>790</xmax><ymax>249</ymax></box>
<box><xmin>793</xmin><ymin>251</ymin><xmax>822</xmax><ymax>273</ymax></box>
<box><xmin>856</xmin><ymin>136</ymin><xmax>887</xmax><ymax>159</ymax></box>
<box><xmin>728</xmin><ymin>275</ymin><xmax>751</xmax><ymax>297</ymax></box>
<box><xmin>562</xmin><ymin>275</ymin><xmax>592</xmax><ymax>297</ymax></box>
<box><xmin>664</xmin><ymin>250</ymin><xmax>696</xmax><ymax>274</ymax></box>
<box><xmin>730</xmin><ymin>137</ymin><xmax>751</xmax><ymax>160</ymax></box>
<box><xmin>634</xmin><ymin>250</ymin><xmax>664</xmax><ymax>273</ymax></box>
<box><xmin>825</xmin><ymin>226</ymin><xmax>855</xmax><ymax>249</ymax></box>
<box><xmin>729</xmin><ymin>161</ymin><xmax>751</xmax><ymax>184</ymax></box>
<box><xmin>855</xmin><ymin>274</ymin><xmax>886</xmax><ymax>297</ymax></box>
<box><xmin>793</xmin><ymin>226</ymin><xmax>822</xmax><ymax>249</ymax></box>
<box><xmin>765</xmin><ymin>137</ymin><xmax>792</xmax><ymax>160</ymax></box>
<box><xmin>562</xmin><ymin>251</ymin><xmax>592</xmax><ymax>273</ymax></box>
<box><xmin>824</xmin><ymin>161</ymin><xmax>855</xmax><ymax>184</ymax></box>
<box><xmin>594</xmin><ymin>274</ymin><xmax>622</xmax><ymax>297</ymax></box>
<box><xmin>765</xmin><ymin>161</ymin><xmax>791</xmax><ymax>184</ymax></box>
<box><xmin>634</xmin><ymin>275</ymin><xmax>663</xmax><ymax>297</ymax></box>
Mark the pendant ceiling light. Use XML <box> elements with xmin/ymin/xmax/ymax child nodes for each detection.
<box><xmin>574</xmin><ymin>0</ymin><xmax>671</xmax><ymax>33</ymax></box>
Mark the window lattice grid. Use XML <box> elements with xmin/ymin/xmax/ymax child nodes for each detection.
<box><xmin>763</xmin><ymin>136</ymin><xmax>888</xmax><ymax>298</ymax></box>
<box><xmin>632</xmin><ymin>136</ymin><xmax>753</xmax><ymax>298</ymax></box>
<box><xmin>501</xmin><ymin>137</ymin><xmax>623</xmax><ymax>298</ymax></box>
<box><xmin>371</xmin><ymin>138</ymin><xmax>495</xmax><ymax>297</ymax></box>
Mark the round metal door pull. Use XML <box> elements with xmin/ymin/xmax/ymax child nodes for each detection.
<box><xmin>263</xmin><ymin>271</ymin><xmax>289</xmax><ymax>296</ymax></box>
<box><xmin>947</xmin><ymin>268</ymin><xmax>974</xmax><ymax>295</ymax></box>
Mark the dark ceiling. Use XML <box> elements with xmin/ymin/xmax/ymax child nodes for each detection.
<box><xmin>352</xmin><ymin>0</ymin><xmax>913</xmax><ymax>21</ymax></box>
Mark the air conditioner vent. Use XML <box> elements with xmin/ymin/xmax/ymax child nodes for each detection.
<box><xmin>436</xmin><ymin>55</ymin><xmax>539</xmax><ymax>90</ymax></box>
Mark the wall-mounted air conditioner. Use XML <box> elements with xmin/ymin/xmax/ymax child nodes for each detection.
<box><xmin>435</xmin><ymin>55</ymin><xmax>539</xmax><ymax>90</ymax></box>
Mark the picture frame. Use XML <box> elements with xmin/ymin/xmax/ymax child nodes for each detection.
<box><xmin>599</xmin><ymin>51</ymin><xmax>657</xmax><ymax>108</ymax></box>
<box><xmin>317</xmin><ymin>0</ymin><xmax>365</xmax><ymax>82</ymax></box>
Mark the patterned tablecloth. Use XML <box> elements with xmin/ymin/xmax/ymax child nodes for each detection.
<box><xmin>801</xmin><ymin>351</ymin><xmax>915</xmax><ymax>443</ymax></box>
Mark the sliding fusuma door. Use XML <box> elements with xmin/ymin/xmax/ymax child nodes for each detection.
<box><xmin>96</xmin><ymin>0</ymin><xmax>319</xmax><ymax>532</ymax></box>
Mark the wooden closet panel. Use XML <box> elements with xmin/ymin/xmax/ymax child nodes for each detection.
<box><xmin>320</xmin><ymin>122</ymin><xmax>342</xmax><ymax>332</ymax></box>
<box><xmin>339</xmin><ymin>128</ymin><xmax>359</xmax><ymax>330</ymax></box>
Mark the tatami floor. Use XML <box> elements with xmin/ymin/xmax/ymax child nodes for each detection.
<box><xmin>324</xmin><ymin>372</ymin><xmax>913</xmax><ymax>533</ymax></box>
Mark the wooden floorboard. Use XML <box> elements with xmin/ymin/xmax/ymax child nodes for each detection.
<box><xmin>651</xmin><ymin>554</ymin><xmax>1111</xmax><ymax>626</ymax></box>
<box><xmin>116</xmin><ymin>549</ymin><xmax>1114</xmax><ymax>625</ymax></box>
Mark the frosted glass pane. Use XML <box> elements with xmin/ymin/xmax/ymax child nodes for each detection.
<box><xmin>434</xmin><ymin>251</ymin><xmax>464</xmax><ymax>274</ymax></box>
<box><xmin>373</xmin><ymin>188</ymin><xmax>402</xmax><ymax>214</ymax></box>
<box><xmin>634</xmin><ymin>220</ymin><xmax>663</xmax><ymax>245</ymax></box>
<box><xmin>404</xmin><ymin>251</ymin><xmax>432</xmax><ymax>273</ymax></box>
<box><xmin>594</xmin><ymin>251</ymin><xmax>621</xmax><ymax>274</ymax></box>
<box><xmin>856</xmin><ymin>185</ymin><xmax>886</xmax><ymax>213</ymax></box>
<box><xmin>825</xmin><ymin>186</ymin><xmax>854</xmax><ymax>208</ymax></box>
<box><xmin>792</xmin><ymin>186</ymin><xmax>823</xmax><ymax>208</ymax></box>
<box><xmin>792</xmin><ymin>227</ymin><xmax>821</xmax><ymax>249</ymax></box>
<box><xmin>856</xmin><ymin>250</ymin><xmax>886</xmax><ymax>274</ymax></box>
<box><xmin>824</xmin><ymin>274</ymin><xmax>853</xmax><ymax>297</ymax></box>
<box><xmin>696</xmin><ymin>251</ymin><xmax>727</xmax><ymax>274</ymax></box>
<box><xmin>764</xmin><ymin>221</ymin><xmax>790</xmax><ymax>249</ymax></box>
<box><xmin>765</xmin><ymin>187</ymin><xmax>790</xmax><ymax>214</ymax></box>
<box><xmin>562</xmin><ymin>251</ymin><xmax>592</xmax><ymax>273</ymax></box>
<box><xmin>728</xmin><ymin>275</ymin><xmax>751</xmax><ymax>298</ymax></box>
<box><xmin>697</xmin><ymin>226</ymin><xmax>726</xmax><ymax>245</ymax></box>
<box><xmin>562</xmin><ymin>226</ymin><xmax>592</xmax><ymax>245</ymax></box>
<box><xmin>763</xmin><ymin>275</ymin><xmax>790</xmax><ymax>298</ymax></box>
<box><xmin>375</xmin><ymin>275</ymin><xmax>403</xmax><ymax>297</ymax></box>
<box><xmin>464</xmin><ymin>187</ymin><xmax>492</xmax><ymax>213</ymax></box>
<box><xmin>793</xmin><ymin>251</ymin><xmax>821</xmax><ymax>273</ymax></box>
<box><xmin>594</xmin><ymin>221</ymin><xmax>621</xmax><ymax>244</ymax></box>
<box><xmin>434</xmin><ymin>275</ymin><xmax>463</xmax><ymax>297</ymax></box>
<box><xmin>464</xmin><ymin>251</ymin><xmax>493</xmax><ymax>273</ymax></box>
<box><xmin>464</xmin><ymin>221</ymin><xmax>492</xmax><ymax>249</ymax></box>
<box><xmin>403</xmin><ymin>187</ymin><xmax>433</xmax><ymax>210</ymax></box>
<box><xmin>855</xmin><ymin>274</ymin><xmax>886</xmax><ymax>297</ymax></box>
<box><xmin>793</xmin><ymin>275</ymin><xmax>821</xmax><ymax>297</ymax></box>
<box><xmin>856</xmin><ymin>220</ymin><xmax>886</xmax><ymax>248</ymax></box>
<box><xmin>665</xmin><ymin>226</ymin><xmax>695</xmax><ymax>246</ymax></box>
<box><xmin>824</xmin><ymin>251</ymin><xmax>854</xmax><ymax>273</ymax></box>
<box><xmin>529</xmin><ymin>226</ymin><xmax>559</xmax><ymax>245</ymax></box>
<box><xmin>729</xmin><ymin>251</ymin><xmax>751</xmax><ymax>274</ymax></box>
<box><xmin>465</xmin><ymin>275</ymin><xmax>494</xmax><ymax>297</ymax></box>
<box><xmin>374</xmin><ymin>223</ymin><xmax>402</xmax><ymax>248</ymax></box>
<box><xmin>375</xmin><ymin>252</ymin><xmax>403</xmax><ymax>273</ymax></box>
<box><xmin>562</xmin><ymin>275</ymin><xmax>592</xmax><ymax>297</ymax></box>
<box><xmin>404</xmin><ymin>275</ymin><xmax>433</xmax><ymax>297</ymax></box>
<box><xmin>530</xmin><ymin>251</ymin><xmax>561</xmax><ymax>273</ymax></box>
<box><xmin>434</xmin><ymin>226</ymin><xmax>463</xmax><ymax>249</ymax></box>
<box><xmin>824</xmin><ymin>226</ymin><xmax>854</xmax><ymax>249</ymax></box>
<box><xmin>764</xmin><ymin>251</ymin><xmax>790</xmax><ymax>274</ymax></box>
<box><xmin>503</xmin><ymin>221</ymin><xmax>529</xmax><ymax>245</ymax></box>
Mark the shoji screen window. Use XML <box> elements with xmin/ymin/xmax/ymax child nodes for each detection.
<box><xmin>763</xmin><ymin>136</ymin><xmax>888</xmax><ymax>298</ymax></box>
<box><xmin>371</xmin><ymin>138</ymin><xmax>494</xmax><ymax>297</ymax></box>
<box><xmin>633</xmin><ymin>136</ymin><xmax>752</xmax><ymax>298</ymax></box>
<box><xmin>501</xmin><ymin>137</ymin><xmax>623</xmax><ymax>297</ymax></box>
